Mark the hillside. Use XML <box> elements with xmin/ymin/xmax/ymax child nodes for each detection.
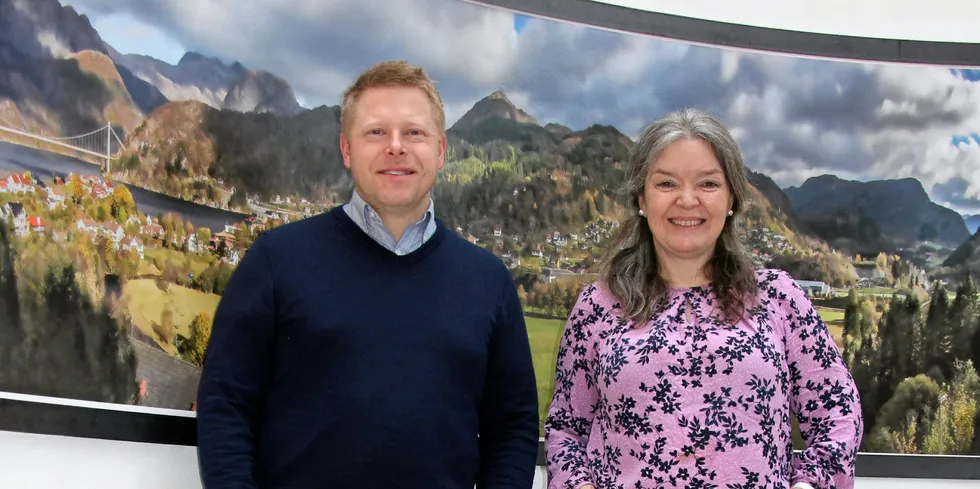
<box><xmin>66</xmin><ymin>50</ymin><xmax>144</xmax><ymax>134</ymax></box>
<box><xmin>784</xmin><ymin>175</ymin><xmax>970</xmax><ymax>252</ymax></box>
<box><xmin>115</xmin><ymin>100</ymin><xmax>347</xmax><ymax>207</ymax></box>
<box><xmin>0</xmin><ymin>0</ymin><xmax>165</xmax><ymax>117</ymax></box>
<box><xmin>937</xmin><ymin>228</ymin><xmax>980</xmax><ymax>282</ymax></box>
<box><xmin>0</xmin><ymin>38</ymin><xmax>142</xmax><ymax>136</ymax></box>
<box><xmin>222</xmin><ymin>69</ymin><xmax>303</xmax><ymax>116</ymax></box>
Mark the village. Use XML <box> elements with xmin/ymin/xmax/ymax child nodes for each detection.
<box><xmin>0</xmin><ymin>170</ymin><xmax>294</xmax><ymax>270</ymax></box>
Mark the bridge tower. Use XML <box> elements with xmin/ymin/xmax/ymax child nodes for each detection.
<box><xmin>104</xmin><ymin>122</ymin><xmax>111</xmax><ymax>176</ymax></box>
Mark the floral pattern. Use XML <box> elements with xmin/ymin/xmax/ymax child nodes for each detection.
<box><xmin>545</xmin><ymin>268</ymin><xmax>863</xmax><ymax>489</ymax></box>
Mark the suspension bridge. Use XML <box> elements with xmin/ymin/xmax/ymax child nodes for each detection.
<box><xmin>0</xmin><ymin>117</ymin><xmax>125</xmax><ymax>175</ymax></box>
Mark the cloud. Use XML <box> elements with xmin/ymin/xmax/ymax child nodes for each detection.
<box><xmin>65</xmin><ymin>0</ymin><xmax>980</xmax><ymax>214</ymax></box>
<box><xmin>69</xmin><ymin>0</ymin><xmax>518</xmax><ymax>110</ymax></box>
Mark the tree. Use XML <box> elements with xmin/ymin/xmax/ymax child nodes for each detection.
<box><xmin>924</xmin><ymin>281</ymin><xmax>951</xmax><ymax>380</ymax></box>
<box><xmin>110</xmin><ymin>185</ymin><xmax>136</xmax><ymax>223</ymax></box>
<box><xmin>184</xmin><ymin>312</ymin><xmax>213</xmax><ymax>366</ymax></box>
<box><xmin>948</xmin><ymin>275</ymin><xmax>978</xmax><ymax>366</ymax></box>
<box><xmin>922</xmin><ymin>360</ymin><xmax>979</xmax><ymax>454</ymax></box>
<box><xmin>70</xmin><ymin>173</ymin><xmax>84</xmax><ymax>203</ymax></box>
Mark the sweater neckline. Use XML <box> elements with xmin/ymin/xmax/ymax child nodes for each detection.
<box><xmin>329</xmin><ymin>205</ymin><xmax>447</xmax><ymax>263</ymax></box>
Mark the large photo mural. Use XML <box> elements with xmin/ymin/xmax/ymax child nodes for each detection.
<box><xmin>0</xmin><ymin>0</ymin><xmax>979</xmax><ymax>457</ymax></box>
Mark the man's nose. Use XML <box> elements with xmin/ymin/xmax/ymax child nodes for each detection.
<box><xmin>386</xmin><ymin>134</ymin><xmax>406</xmax><ymax>155</ymax></box>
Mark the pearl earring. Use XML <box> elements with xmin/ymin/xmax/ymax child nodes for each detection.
<box><xmin>727</xmin><ymin>210</ymin><xmax>733</xmax><ymax>216</ymax></box>
<box><xmin>639</xmin><ymin>209</ymin><xmax>645</xmax><ymax>216</ymax></box>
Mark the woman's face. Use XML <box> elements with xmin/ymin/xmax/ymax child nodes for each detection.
<box><xmin>638</xmin><ymin>138</ymin><xmax>734</xmax><ymax>265</ymax></box>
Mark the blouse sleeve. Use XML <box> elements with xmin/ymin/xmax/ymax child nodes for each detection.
<box><xmin>544</xmin><ymin>285</ymin><xmax>601</xmax><ymax>489</ymax></box>
<box><xmin>777</xmin><ymin>271</ymin><xmax>864</xmax><ymax>489</ymax></box>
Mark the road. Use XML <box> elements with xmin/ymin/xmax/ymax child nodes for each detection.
<box><xmin>0</xmin><ymin>140</ymin><xmax>248</xmax><ymax>233</ymax></box>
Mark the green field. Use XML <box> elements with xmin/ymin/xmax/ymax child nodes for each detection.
<box><xmin>816</xmin><ymin>306</ymin><xmax>845</xmax><ymax>348</ymax></box>
<box><xmin>144</xmin><ymin>247</ymin><xmax>215</xmax><ymax>276</ymax></box>
<box><xmin>525</xmin><ymin>314</ymin><xmax>565</xmax><ymax>436</ymax></box>
<box><xmin>122</xmin><ymin>278</ymin><xmax>221</xmax><ymax>354</ymax></box>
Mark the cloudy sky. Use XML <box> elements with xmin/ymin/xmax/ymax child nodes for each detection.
<box><xmin>65</xmin><ymin>0</ymin><xmax>980</xmax><ymax>216</ymax></box>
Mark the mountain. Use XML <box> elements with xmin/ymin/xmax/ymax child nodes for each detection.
<box><xmin>0</xmin><ymin>0</ymin><xmax>165</xmax><ymax>119</ymax></box>
<box><xmin>744</xmin><ymin>168</ymin><xmax>805</xmax><ymax>232</ymax></box>
<box><xmin>106</xmin><ymin>49</ymin><xmax>244</xmax><ymax>111</ymax></box>
<box><xmin>114</xmin><ymin>100</ymin><xmax>346</xmax><ymax>208</ymax></box>
<box><xmin>446</xmin><ymin>90</ymin><xmax>559</xmax><ymax>152</ymax></box>
<box><xmin>222</xmin><ymin>69</ymin><xmax>303</xmax><ymax>116</ymax></box>
<box><xmin>0</xmin><ymin>0</ymin><xmax>303</xmax><ymax>134</ymax></box>
<box><xmin>0</xmin><ymin>39</ymin><xmax>143</xmax><ymax>137</ymax></box>
<box><xmin>936</xmin><ymin>228</ymin><xmax>980</xmax><ymax>284</ymax></box>
<box><xmin>784</xmin><ymin>175</ymin><xmax>971</xmax><ymax>253</ymax></box>
<box><xmin>109</xmin><ymin>49</ymin><xmax>303</xmax><ymax>117</ymax></box>
<box><xmin>0</xmin><ymin>0</ymin><xmax>105</xmax><ymax>59</ymax></box>
<box><xmin>450</xmin><ymin>90</ymin><xmax>536</xmax><ymax>131</ymax></box>
<box><xmin>943</xmin><ymin>228</ymin><xmax>980</xmax><ymax>269</ymax></box>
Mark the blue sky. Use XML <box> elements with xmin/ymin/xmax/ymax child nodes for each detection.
<box><xmin>514</xmin><ymin>13</ymin><xmax>532</xmax><ymax>33</ymax></box>
<box><xmin>85</xmin><ymin>10</ymin><xmax>186</xmax><ymax>64</ymax></box>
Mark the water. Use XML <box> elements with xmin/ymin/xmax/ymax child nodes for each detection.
<box><xmin>0</xmin><ymin>140</ymin><xmax>248</xmax><ymax>233</ymax></box>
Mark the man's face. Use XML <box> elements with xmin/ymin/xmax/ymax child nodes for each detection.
<box><xmin>340</xmin><ymin>85</ymin><xmax>446</xmax><ymax>217</ymax></box>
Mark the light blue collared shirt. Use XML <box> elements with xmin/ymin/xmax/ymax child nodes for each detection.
<box><xmin>343</xmin><ymin>189</ymin><xmax>437</xmax><ymax>255</ymax></box>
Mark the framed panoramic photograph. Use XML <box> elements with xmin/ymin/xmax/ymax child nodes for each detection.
<box><xmin>0</xmin><ymin>0</ymin><xmax>978</xmax><ymax>482</ymax></box>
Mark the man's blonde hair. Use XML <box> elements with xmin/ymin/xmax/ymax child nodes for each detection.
<box><xmin>340</xmin><ymin>60</ymin><xmax>446</xmax><ymax>136</ymax></box>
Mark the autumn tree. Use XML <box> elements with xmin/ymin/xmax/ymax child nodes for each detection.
<box><xmin>70</xmin><ymin>173</ymin><xmax>84</xmax><ymax>203</ymax></box>
<box><xmin>109</xmin><ymin>185</ymin><xmax>136</xmax><ymax>223</ymax></box>
<box><xmin>183</xmin><ymin>312</ymin><xmax>213</xmax><ymax>366</ymax></box>
<box><xmin>922</xmin><ymin>360</ymin><xmax>980</xmax><ymax>454</ymax></box>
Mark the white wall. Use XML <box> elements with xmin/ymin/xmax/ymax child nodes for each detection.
<box><xmin>0</xmin><ymin>430</ymin><xmax>977</xmax><ymax>489</ymax></box>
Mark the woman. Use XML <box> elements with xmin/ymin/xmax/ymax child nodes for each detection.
<box><xmin>544</xmin><ymin>108</ymin><xmax>863</xmax><ymax>489</ymax></box>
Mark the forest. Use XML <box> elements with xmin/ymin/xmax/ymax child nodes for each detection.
<box><xmin>836</xmin><ymin>277</ymin><xmax>980</xmax><ymax>454</ymax></box>
<box><xmin>0</xmin><ymin>221</ymin><xmax>138</xmax><ymax>403</ymax></box>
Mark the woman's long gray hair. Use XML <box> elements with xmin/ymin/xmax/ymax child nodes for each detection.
<box><xmin>597</xmin><ymin>108</ymin><xmax>758</xmax><ymax>325</ymax></box>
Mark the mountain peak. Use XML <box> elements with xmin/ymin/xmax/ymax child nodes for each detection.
<box><xmin>448</xmin><ymin>90</ymin><xmax>536</xmax><ymax>133</ymax></box>
<box><xmin>178</xmin><ymin>51</ymin><xmax>228</xmax><ymax>67</ymax></box>
<box><xmin>487</xmin><ymin>89</ymin><xmax>510</xmax><ymax>102</ymax></box>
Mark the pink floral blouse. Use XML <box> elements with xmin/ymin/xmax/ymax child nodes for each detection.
<box><xmin>545</xmin><ymin>268</ymin><xmax>863</xmax><ymax>489</ymax></box>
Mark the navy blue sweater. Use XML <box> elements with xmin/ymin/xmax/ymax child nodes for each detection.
<box><xmin>196</xmin><ymin>206</ymin><xmax>539</xmax><ymax>489</ymax></box>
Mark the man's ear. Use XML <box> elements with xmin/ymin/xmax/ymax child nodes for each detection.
<box><xmin>340</xmin><ymin>132</ymin><xmax>351</xmax><ymax>169</ymax></box>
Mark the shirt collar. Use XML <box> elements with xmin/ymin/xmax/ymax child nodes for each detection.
<box><xmin>349</xmin><ymin>188</ymin><xmax>434</xmax><ymax>229</ymax></box>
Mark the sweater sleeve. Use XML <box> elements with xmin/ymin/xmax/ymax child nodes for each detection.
<box><xmin>196</xmin><ymin>235</ymin><xmax>277</xmax><ymax>489</ymax></box>
<box><xmin>778</xmin><ymin>271</ymin><xmax>864</xmax><ymax>489</ymax></box>
<box><xmin>477</xmin><ymin>265</ymin><xmax>541</xmax><ymax>489</ymax></box>
<box><xmin>544</xmin><ymin>285</ymin><xmax>599</xmax><ymax>489</ymax></box>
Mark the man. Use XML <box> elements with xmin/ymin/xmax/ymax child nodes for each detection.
<box><xmin>195</xmin><ymin>60</ymin><xmax>540</xmax><ymax>489</ymax></box>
